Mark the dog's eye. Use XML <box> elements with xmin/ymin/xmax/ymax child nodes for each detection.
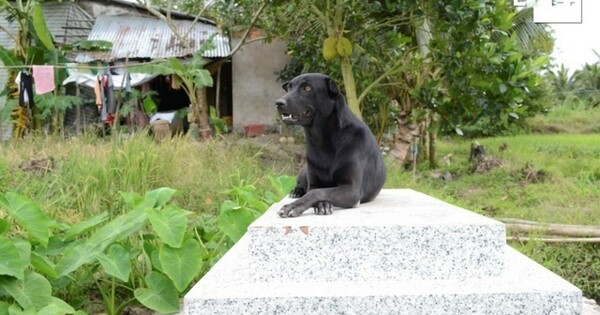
<box><xmin>303</xmin><ymin>85</ymin><xmax>312</xmax><ymax>92</ymax></box>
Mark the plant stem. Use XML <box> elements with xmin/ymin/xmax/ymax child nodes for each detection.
<box><xmin>340</xmin><ymin>59</ymin><xmax>362</xmax><ymax>120</ymax></box>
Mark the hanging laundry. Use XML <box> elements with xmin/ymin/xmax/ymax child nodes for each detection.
<box><xmin>32</xmin><ymin>65</ymin><xmax>55</xmax><ymax>95</ymax></box>
<box><xmin>96</xmin><ymin>70</ymin><xmax>117</xmax><ymax>125</ymax></box>
<box><xmin>104</xmin><ymin>71</ymin><xmax>116</xmax><ymax>115</ymax></box>
<box><xmin>15</xmin><ymin>71</ymin><xmax>34</xmax><ymax>108</ymax></box>
<box><xmin>94</xmin><ymin>76</ymin><xmax>102</xmax><ymax>111</ymax></box>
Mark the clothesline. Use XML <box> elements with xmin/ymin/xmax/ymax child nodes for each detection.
<box><xmin>0</xmin><ymin>59</ymin><xmax>170</xmax><ymax>70</ymax></box>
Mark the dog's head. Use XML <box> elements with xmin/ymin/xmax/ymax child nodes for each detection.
<box><xmin>275</xmin><ymin>73</ymin><xmax>340</xmax><ymax>126</ymax></box>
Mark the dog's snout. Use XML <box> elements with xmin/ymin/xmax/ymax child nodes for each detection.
<box><xmin>275</xmin><ymin>99</ymin><xmax>286</xmax><ymax>108</ymax></box>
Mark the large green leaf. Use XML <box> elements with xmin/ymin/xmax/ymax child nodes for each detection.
<box><xmin>30</xmin><ymin>252</ymin><xmax>57</xmax><ymax>279</ymax></box>
<box><xmin>72</xmin><ymin>39</ymin><xmax>112</xmax><ymax>51</ymax></box>
<box><xmin>146</xmin><ymin>205</ymin><xmax>191</xmax><ymax>248</ymax></box>
<box><xmin>119</xmin><ymin>191</ymin><xmax>143</xmax><ymax>208</ymax></box>
<box><xmin>87</xmin><ymin>208</ymin><xmax>147</xmax><ymax>248</ymax></box>
<box><xmin>32</xmin><ymin>3</ymin><xmax>55</xmax><ymax>51</ymax></box>
<box><xmin>56</xmin><ymin>208</ymin><xmax>147</xmax><ymax>277</ymax></box>
<box><xmin>134</xmin><ymin>272</ymin><xmax>180</xmax><ymax>314</ymax></box>
<box><xmin>217</xmin><ymin>200</ymin><xmax>256</xmax><ymax>242</ymax></box>
<box><xmin>0</xmin><ymin>193</ymin><xmax>52</xmax><ymax>247</ymax></box>
<box><xmin>167</xmin><ymin>58</ymin><xmax>186</xmax><ymax>73</ymax></box>
<box><xmin>36</xmin><ymin>297</ymin><xmax>75</xmax><ymax>315</ymax></box>
<box><xmin>95</xmin><ymin>244</ymin><xmax>131</xmax><ymax>282</ymax></box>
<box><xmin>0</xmin><ymin>236</ymin><xmax>25</xmax><ymax>279</ymax></box>
<box><xmin>0</xmin><ymin>301</ymin><xmax>9</xmax><ymax>315</ymax></box>
<box><xmin>144</xmin><ymin>187</ymin><xmax>177</xmax><ymax>208</ymax></box>
<box><xmin>128</xmin><ymin>62</ymin><xmax>173</xmax><ymax>76</ymax></box>
<box><xmin>0</xmin><ymin>46</ymin><xmax>23</xmax><ymax>68</ymax></box>
<box><xmin>192</xmin><ymin>69</ymin><xmax>213</xmax><ymax>88</ymax></box>
<box><xmin>159</xmin><ymin>239</ymin><xmax>203</xmax><ymax>292</ymax></box>
<box><xmin>12</xmin><ymin>240</ymin><xmax>31</xmax><ymax>271</ymax></box>
<box><xmin>144</xmin><ymin>240</ymin><xmax>162</xmax><ymax>272</ymax></box>
<box><xmin>62</xmin><ymin>211</ymin><xmax>109</xmax><ymax>241</ymax></box>
<box><xmin>0</xmin><ymin>218</ymin><xmax>8</xmax><ymax>235</ymax></box>
<box><xmin>54</xmin><ymin>240</ymin><xmax>98</xmax><ymax>278</ymax></box>
<box><xmin>0</xmin><ymin>271</ymin><xmax>52</xmax><ymax>311</ymax></box>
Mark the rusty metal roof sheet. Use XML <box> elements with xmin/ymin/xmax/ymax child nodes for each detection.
<box><xmin>76</xmin><ymin>14</ymin><xmax>230</xmax><ymax>62</ymax></box>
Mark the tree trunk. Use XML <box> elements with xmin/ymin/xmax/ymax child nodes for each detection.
<box><xmin>340</xmin><ymin>60</ymin><xmax>362</xmax><ymax>120</ymax></box>
<box><xmin>428</xmin><ymin>126</ymin><xmax>437</xmax><ymax>169</ymax></box>
<box><xmin>196</xmin><ymin>87</ymin><xmax>213</xmax><ymax>139</ymax></box>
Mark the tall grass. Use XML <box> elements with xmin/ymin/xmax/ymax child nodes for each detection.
<box><xmin>0</xmin><ymin>134</ymin><xmax>296</xmax><ymax>223</ymax></box>
<box><xmin>528</xmin><ymin>97</ymin><xmax>600</xmax><ymax>134</ymax></box>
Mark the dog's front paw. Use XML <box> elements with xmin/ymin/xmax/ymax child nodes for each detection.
<box><xmin>289</xmin><ymin>186</ymin><xmax>306</xmax><ymax>198</ymax></box>
<box><xmin>278</xmin><ymin>202</ymin><xmax>306</xmax><ymax>218</ymax></box>
<box><xmin>314</xmin><ymin>201</ymin><xmax>333</xmax><ymax>215</ymax></box>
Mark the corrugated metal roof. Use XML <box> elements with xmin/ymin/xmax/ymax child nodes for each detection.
<box><xmin>76</xmin><ymin>14</ymin><xmax>230</xmax><ymax>62</ymax></box>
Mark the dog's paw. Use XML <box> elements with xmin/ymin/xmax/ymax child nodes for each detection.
<box><xmin>278</xmin><ymin>203</ymin><xmax>304</xmax><ymax>218</ymax></box>
<box><xmin>313</xmin><ymin>201</ymin><xmax>333</xmax><ymax>215</ymax></box>
<box><xmin>289</xmin><ymin>186</ymin><xmax>306</xmax><ymax>198</ymax></box>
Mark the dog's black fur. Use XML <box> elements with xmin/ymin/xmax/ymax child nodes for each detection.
<box><xmin>275</xmin><ymin>73</ymin><xmax>386</xmax><ymax>218</ymax></box>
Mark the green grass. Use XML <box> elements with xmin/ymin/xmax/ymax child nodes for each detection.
<box><xmin>386</xmin><ymin>134</ymin><xmax>600</xmax><ymax>225</ymax></box>
<box><xmin>527</xmin><ymin>98</ymin><xmax>600</xmax><ymax>134</ymax></box>
<box><xmin>0</xmin><ymin>134</ymin><xmax>296</xmax><ymax>223</ymax></box>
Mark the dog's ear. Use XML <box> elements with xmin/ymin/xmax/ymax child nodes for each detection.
<box><xmin>281</xmin><ymin>82</ymin><xmax>290</xmax><ymax>92</ymax></box>
<box><xmin>326</xmin><ymin>77</ymin><xmax>339</xmax><ymax>97</ymax></box>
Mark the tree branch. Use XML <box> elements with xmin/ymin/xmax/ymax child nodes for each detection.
<box><xmin>227</xmin><ymin>1</ymin><xmax>268</xmax><ymax>58</ymax></box>
<box><xmin>136</xmin><ymin>0</ymin><xmax>190</xmax><ymax>48</ymax></box>
<box><xmin>358</xmin><ymin>60</ymin><xmax>404</xmax><ymax>104</ymax></box>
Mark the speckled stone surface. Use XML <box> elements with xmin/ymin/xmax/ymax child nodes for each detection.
<box><xmin>183</xmin><ymin>189</ymin><xmax>582</xmax><ymax>314</ymax></box>
<box><xmin>184</xmin><ymin>236</ymin><xmax>581</xmax><ymax>314</ymax></box>
<box><xmin>248</xmin><ymin>189</ymin><xmax>505</xmax><ymax>282</ymax></box>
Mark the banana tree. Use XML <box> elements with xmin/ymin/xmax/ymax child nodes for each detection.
<box><xmin>0</xmin><ymin>0</ymin><xmax>73</xmax><ymax>136</ymax></box>
<box><xmin>130</xmin><ymin>37</ymin><xmax>216</xmax><ymax>139</ymax></box>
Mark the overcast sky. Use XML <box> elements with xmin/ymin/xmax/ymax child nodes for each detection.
<box><xmin>549</xmin><ymin>0</ymin><xmax>600</xmax><ymax>74</ymax></box>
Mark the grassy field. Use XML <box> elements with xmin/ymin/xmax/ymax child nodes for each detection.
<box><xmin>1</xmin><ymin>128</ymin><xmax>599</xmax><ymax>304</ymax></box>
<box><xmin>386</xmin><ymin>134</ymin><xmax>600</xmax><ymax>225</ymax></box>
<box><xmin>0</xmin><ymin>134</ymin><xmax>297</xmax><ymax>223</ymax></box>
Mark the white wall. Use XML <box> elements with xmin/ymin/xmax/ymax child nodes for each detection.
<box><xmin>231</xmin><ymin>39</ymin><xmax>289</xmax><ymax>132</ymax></box>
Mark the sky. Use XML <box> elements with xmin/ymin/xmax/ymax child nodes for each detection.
<box><xmin>549</xmin><ymin>0</ymin><xmax>600</xmax><ymax>74</ymax></box>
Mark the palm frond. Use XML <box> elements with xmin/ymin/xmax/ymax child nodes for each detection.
<box><xmin>511</xmin><ymin>7</ymin><xmax>554</xmax><ymax>54</ymax></box>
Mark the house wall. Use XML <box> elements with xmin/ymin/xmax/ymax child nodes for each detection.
<box><xmin>231</xmin><ymin>39</ymin><xmax>289</xmax><ymax>133</ymax></box>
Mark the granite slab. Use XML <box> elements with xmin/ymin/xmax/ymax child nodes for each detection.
<box><xmin>247</xmin><ymin>189</ymin><xmax>505</xmax><ymax>282</ymax></box>
<box><xmin>184</xmin><ymin>235</ymin><xmax>581</xmax><ymax>315</ymax></box>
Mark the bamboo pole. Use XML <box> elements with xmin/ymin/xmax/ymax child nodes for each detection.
<box><xmin>501</xmin><ymin>218</ymin><xmax>600</xmax><ymax>238</ymax></box>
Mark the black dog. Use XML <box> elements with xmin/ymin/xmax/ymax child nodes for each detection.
<box><xmin>275</xmin><ymin>73</ymin><xmax>386</xmax><ymax>218</ymax></box>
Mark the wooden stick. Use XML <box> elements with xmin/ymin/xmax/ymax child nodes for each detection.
<box><xmin>507</xmin><ymin>236</ymin><xmax>600</xmax><ymax>243</ymax></box>
<box><xmin>500</xmin><ymin>218</ymin><xmax>600</xmax><ymax>238</ymax></box>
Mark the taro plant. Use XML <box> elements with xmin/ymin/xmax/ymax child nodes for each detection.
<box><xmin>0</xmin><ymin>175</ymin><xmax>295</xmax><ymax>314</ymax></box>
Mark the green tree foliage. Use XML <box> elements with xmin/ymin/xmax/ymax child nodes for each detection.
<box><xmin>571</xmin><ymin>63</ymin><xmax>600</xmax><ymax>107</ymax></box>
<box><xmin>211</xmin><ymin>0</ymin><xmax>551</xmax><ymax>141</ymax></box>
<box><xmin>417</xmin><ymin>0</ymin><xmax>549</xmax><ymax>137</ymax></box>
